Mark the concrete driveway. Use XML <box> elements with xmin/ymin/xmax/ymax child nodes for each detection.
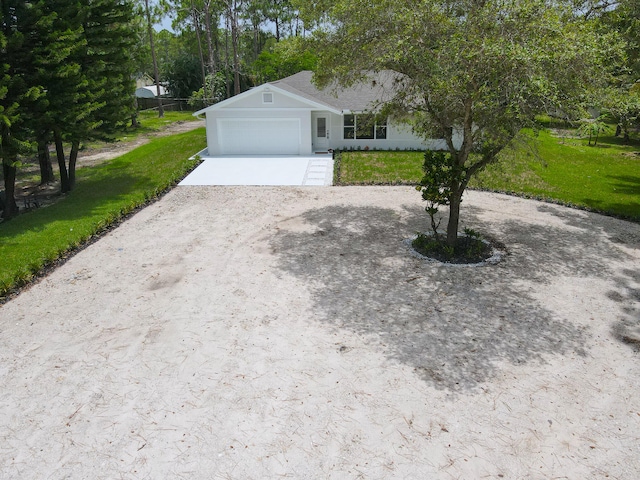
<box><xmin>1</xmin><ymin>187</ymin><xmax>639</xmax><ymax>479</ymax></box>
<box><xmin>179</xmin><ymin>153</ymin><xmax>334</xmax><ymax>186</ymax></box>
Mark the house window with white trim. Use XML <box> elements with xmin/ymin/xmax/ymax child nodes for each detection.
<box><xmin>343</xmin><ymin>114</ymin><xmax>387</xmax><ymax>140</ymax></box>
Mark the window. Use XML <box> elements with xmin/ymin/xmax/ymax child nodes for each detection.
<box><xmin>317</xmin><ymin>117</ymin><xmax>327</xmax><ymax>137</ymax></box>
<box><xmin>344</xmin><ymin>114</ymin><xmax>387</xmax><ymax>140</ymax></box>
<box><xmin>262</xmin><ymin>92</ymin><xmax>274</xmax><ymax>104</ymax></box>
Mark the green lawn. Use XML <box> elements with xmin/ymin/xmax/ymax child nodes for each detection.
<box><xmin>0</xmin><ymin>128</ymin><xmax>206</xmax><ymax>298</ymax></box>
<box><xmin>472</xmin><ymin>130</ymin><xmax>640</xmax><ymax>219</ymax></box>
<box><xmin>337</xmin><ymin>130</ymin><xmax>640</xmax><ymax>221</ymax></box>
<box><xmin>337</xmin><ymin>150</ymin><xmax>425</xmax><ymax>184</ymax></box>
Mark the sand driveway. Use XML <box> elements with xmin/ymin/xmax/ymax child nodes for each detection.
<box><xmin>1</xmin><ymin>187</ymin><xmax>639</xmax><ymax>479</ymax></box>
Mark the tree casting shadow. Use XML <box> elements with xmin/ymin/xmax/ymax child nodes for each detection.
<box><xmin>270</xmin><ymin>205</ymin><xmax>593</xmax><ymax>394</ymax></box>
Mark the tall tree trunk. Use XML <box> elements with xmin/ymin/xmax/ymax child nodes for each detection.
<box><xmin>54</xmin><ymin>129</ymin><xmax>71</xmax><ymax>194</ymax></box>
<box><xmin>446</xmin><ymin>186</ymin><xmax>462</xmax><ymax>248</ymax></box>
<box><xmin>225</xmin><ymin>11</ymin><xmax>231</xmax><ymax>98</ymax></box>
<box><xmin>132</xmin><ymin>97</ymin><xmax>139</xmax><ymax>127</ymax></box>
<box><xmin>231</xmin><ymin>1</ymin><xmax>240</xmax><ymax>95</ymax></box>
<box><xmin>37</xmin><ymin>139</ymin><xmax>55</xmax><ymax>185</ymax></box>
<box><xmin>253</xmin><ymin>24</ymin><xmax>259</xmax><ymax>60</ymax></box>
<box><xmin>1</xmin><ymin>160</ymin><xmax>19</xmax><ymax>220</ymax></box>
<box><xmin>191</xmin><ymin>1</ymin><xmax>207</xmax><ymax>98</ymax></box>
<box><xmin>145</xmin><ymin>0</ymin><xmax>164</xmax><ymax>118</ymax></box>
<box><xmin>69</xmin><ymin>140</ymin><xmax>80</xmax><ymax>190</ymax></box>
<box><xmin>203</xmin><ymin>0</ymin><xmax>216</xmax><ymax>77</ymax></box>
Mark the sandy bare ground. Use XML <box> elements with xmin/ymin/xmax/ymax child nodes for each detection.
<box><xmin>0</xmin><ymin>187</ymin><xmax>639</xmax><ymax>479</ymax></box>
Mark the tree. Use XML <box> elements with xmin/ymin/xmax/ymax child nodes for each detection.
<box><xmin>617</xmin><ymin>0</ymin><xmax>640</xmax><ymax>77</ymax></box>
<box><xmin>32</xmin><ymin>0</ymin><xmax>95</xmax><ymax>194</ymax></box>
<box><xmin>143</xmin><ymin>0</ymin><xmax>165</xmax><ymax>116</ymax></box>
<box><xmin>165</xmin><ymin>0</ymin><xmax>226</xmax><ymax>98</ymax></box>
<box><xmin>251</xmin><ymin>36</ymin><xmax>316</xmax><ymax>84</ymax></box>
<box><xmin>65</xmin><ymin>0</ymin><xmax>137</xmax><ymax>188</ymax></box>
<box><xmin>188</xmin><ymin>71</ymin><xmax>226</xmax><ymax>107</ymax></box>
<box><xmin>166</xmin><ymin>54</ymin><xmax>204</xmax><ymax>97</ymax></box>
<box><xmin>81</xmin><ymin>0</ymin><xmax>137</xmax><ymax>138</ymax></box>
<box><xmin>598</xmin><ymin>0</ymin><xmax>640</xmax><ymax>139</ymax></box>
<box><xmin>578</xmin><ymin>116</ymin><xmax>611</xmax><ymax>145</ymax></box>
<box><xmin>263</xmin><ymin>0</ymin><xmax>296</xmax><ymax>41</ymax></box>
<box><xmin>225</xmin><ymin>0</ymin><xmax>244</xmax><ymax>95</ymax></box>
<box><xmin>297</xmin><ymin>0</ymin><xmax>618</xmax><ymax>247</ymax></box>
<box><xmin>0</xmin><ymin>4</ymin><xmax>17</xmax><ymax>217</ymax></box>
<box><xmin>0</xmin><ymin>0</ymin><xmax>47</xmax><ymax>217</ymax></box>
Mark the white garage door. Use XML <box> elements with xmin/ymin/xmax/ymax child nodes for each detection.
<box><xmin>217</xmin><ymin>118</ymin><xmax>301</xmax><ymax>155</ymax></box>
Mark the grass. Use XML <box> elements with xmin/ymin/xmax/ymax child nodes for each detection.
<box><xmin>85</xmin><ymin>110</ymin><xmax>198</xmax><ymax>147</ymax></box>
<box><xmin>471</xmin><ymin>130</ymin><xmax>640</xmax><ymax>219</ymax></box>
<box><xmin>337</xmin><ymin>150</ymin><xmax>425</xmax><ymax>184</ymax></box>
<box><xmin>1</xmin><ymin>110</ymin><xmax>199</xmax><ymax>187</ymax></box>
<box><xmin>0</xmin><ymin>127</ymin><xmax>206</xmax><ymax>298</ymax></box>
<box><xmin>337</xmin><ymin>129</ymin><xmax>640</xmax><ymax>221</ymax></box>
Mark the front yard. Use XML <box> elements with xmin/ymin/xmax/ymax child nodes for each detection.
<box><xmin>0</xmin><ymin>128</ymin><xmax>206</xmax><ymax>298</ymax></box>
<box><xmin>336</xmin><ymin>129</ymin><xmax>640</xmax><ymax>221</ymax></box>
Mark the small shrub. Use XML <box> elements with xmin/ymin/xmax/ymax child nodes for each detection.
<box><xmin>412</xmin><ymin>232</ymin><xmax>493</xmax><ymax>264</ymax></box>
<box><xmin>416</xmin><ymin>151</ymin><xmax>458</xmax><ymax>238</ymax></box>
<box><xmin>463</xmin><ymin>227</ymin><xmax>481</xmax><ymax>239</ymax></box>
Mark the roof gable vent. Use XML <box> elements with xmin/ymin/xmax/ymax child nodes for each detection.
<box><xmin>262</xmin><ymin>92</ymin><xmax>274</xmax><ymax>104</ymax></box>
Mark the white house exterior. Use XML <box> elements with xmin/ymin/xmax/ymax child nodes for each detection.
<box><xmin>193</xmin><ymin>71</ymin><xmax>458</xmax><ymax>156</ymax></box>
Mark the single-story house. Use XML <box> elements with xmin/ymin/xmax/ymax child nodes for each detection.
<box><xmin>135</xmin><ymin>85</ymin><xmax>168</xmax><ymax>98</ymax></box>
<box><xmin>193</xmin><ymin>71</ymin><xmax>461</xmax><ymax>156</ymax></box>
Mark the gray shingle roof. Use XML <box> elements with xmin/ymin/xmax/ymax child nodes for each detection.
<box><xmin>271</xmin><ymin>71</ymin><xmax>397</xmax><ymax>112</ymax></box>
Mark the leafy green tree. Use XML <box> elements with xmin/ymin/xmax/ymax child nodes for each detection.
<box><xmin>597</xmin><ymin>0</ymin><xmax>640</xmax><ymax>139</ymax></box>
<box><xmin>618</xmin><ymin>0</ymin><xmax>640</xmax><ymax>77</ymax></box>
<box><xmin>578</xmin><ymin>116</ymin><xmax>611</xmax><ymax>146</ymax></box>
<box><xmin>297</xmin><ymin>0</ymin><xmax>619</xmax><ymax>247</ymax></box>
<box><xmin>166</xmin><ymin>54</ymin><xmax>204</xmax><ymax>97</ymax></box>
<box><xmin>188</xmin><ymin>71</ymin><xmax>226</xmax><ymax>107</ymax></box>
<box><xmin>416</xmin><ymin>151</ymin><xmax>456</xmax><ymax>242</ymax></box>
<box><xmin>601</xmin><ymin>84</ymin><xmax>640</xmax><ymax>141</ymax></box>
<box><xmin>251</xmin><ymin>36</ymin><xmax>316</xmax><ymax>84</ymax></box>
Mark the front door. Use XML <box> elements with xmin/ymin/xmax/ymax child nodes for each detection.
<box><xmin>313</xmin><ymin>115</ymin><xmax>330</xmax><ymax>151</ymax></box>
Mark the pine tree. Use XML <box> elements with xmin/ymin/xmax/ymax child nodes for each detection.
<box><xmin>34</xmin><ymin>0</ymin><xmax>136</xmax><ymax>192</ymax></box>
<box><xmin>23</xmin><ymin>0</ymin><xmax>88</xmax><ymax>193</ymax></box>
<box><xmin>67</xmin><ymin>0</ymin><xmax>136</xmax><ymax>188</ymax></box>
<box><xmin>81</xmin><ymin>0</ymin><xmax>136</xmax><ymax>138</ymax></box>
<box><xmin>0</xmin><ymin>1</ymin><xmax>46</xmax><ymax>218</ymax></box>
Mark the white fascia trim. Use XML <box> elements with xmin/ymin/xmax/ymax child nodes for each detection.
<box><xmin>210</xmin><ymin>108</ymin><xmax>313</xmax><ymax>112</ymax></box>
<box><xmin>193</xmin><ymin>83</ymin><xmax>342</xmax><ymax>116</ymax></box>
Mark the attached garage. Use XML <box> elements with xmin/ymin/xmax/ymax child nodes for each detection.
<box><xmin>217</xmin><ymin>118</ymin><xmax>301</xmax><ymax>155</ymax></box>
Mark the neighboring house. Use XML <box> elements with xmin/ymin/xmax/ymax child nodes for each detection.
<box><xmin>135</xmin><ymin>73</ymin><xmax>155</xmax><ymax>89</ymax></box>
<box><xmin>193</xmin><ymin>71</ymin><xmax>460</xmax><ymax>156</ymax></box>
<box><xmin>135</xmin><ymin>85</ymin><xmax>168</xmax><ymax>98</ymax></box>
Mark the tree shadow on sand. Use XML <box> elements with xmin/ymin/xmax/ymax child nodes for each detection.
<box><xmin>268</xmin><ymin>204</ymin><xmax>608</xmax><ymax>394</ymax></box>
<box><xmin>608</xmin><ymin>268</ymin><xmax>640</xmax><ymax>352</ymax></box>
